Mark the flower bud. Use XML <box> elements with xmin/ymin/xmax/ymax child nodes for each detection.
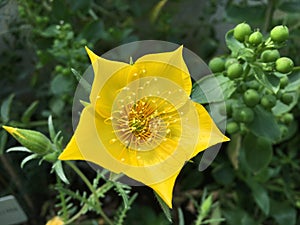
<box><xmin>2</xmin><ymin>126</ymin><xmax>52</xmax><ymax>154</ymax></box>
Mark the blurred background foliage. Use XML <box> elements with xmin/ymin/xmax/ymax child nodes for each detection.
<box><xmin>0</xmin><ymin>0</ymin><xmax>300</xmax><ymax>224</ymax></box>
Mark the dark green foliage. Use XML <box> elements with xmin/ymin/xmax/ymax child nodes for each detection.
<box><xmin>1</xmin><ymin>0</ymin><xmax>300</xmax><ymax>225</ymax></box>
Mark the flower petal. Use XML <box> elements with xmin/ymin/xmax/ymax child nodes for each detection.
<box><xmin>59</xmin><ymin>105</ymin><xmax>193</xmax><ymax>186</ymax></box>
<box><xmin>149</xmin><ymin>170</ymin><xmax>180</xmax><ymax>208</ymax></box>
<box><xmin>58</xmin><ymin>136</ymin><xmax>85</xmax><ymax>160</ymax></box>
<box><xmin>135</xmin><ymin>46</ymin><xmax>192</xmax><ymax>96</ymax></box>
<box><xmin>93</xmin><ymin>46</ymin><xmax>193</xmax><ymax>118</ymax></box>
<box><xmin>85</xmin><ymin>47</ymin><xmax>128</xmax><ymax>108</ymax></box>
<box><xmin>191</xmin><ymin>102</ymin><xmax>230</xmax><ymax>158</ymax></box>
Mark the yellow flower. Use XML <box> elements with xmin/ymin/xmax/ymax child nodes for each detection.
<box><xmin>46</xmin><ymin>216</ymin><xmax>64</xmax><ymax>225</ymax></box>
<box><xmin>59</xmin><ymin>46</ymin><xmax>229</xmax><ymax>208</ymax></box>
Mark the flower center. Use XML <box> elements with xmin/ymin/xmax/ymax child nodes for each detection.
<box><xmin>112</xmin><ymin>97</ymin><xmax>169</xmax><ymax>151</ymax></box>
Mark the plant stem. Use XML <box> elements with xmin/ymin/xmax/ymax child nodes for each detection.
<box><xmin>56</xmin><ymin>175</ymin><xmax>69</xmax><ymax>220</ymax></box>
<box><xmin>264</xmin><ymin>0</ymin><xmax>275</xmax><ymax>33</ymax></box>
<box><xmin>65</xmin><ymin>161</ymin><xmax>113</xmax><ymax>225</ymax></box>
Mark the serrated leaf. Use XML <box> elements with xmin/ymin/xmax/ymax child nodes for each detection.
<box><xmin>114</xmin><ymin>193</ymin><xmax>138</xmax><ymax>225</ymax></box>
<box><xmin>6</xmin><ymin>146</ymin><xmax>31</xmax><ymax>153</ymax></box>
<box><xmin>243</xmin><ymin>133</ymin><xmax>273</xmax><ymax>173</ymax></box>
<box><xmin>53</xmin><ymin>161</ymin><xmax>69</xmax><ymax>184</ymax></box>
<box><xmin>21</xmin><ymin>153</ymin><xmax>39</xmax><ymax>168</ymax></box>
<box><xmin>154</xmin><ymin>192</ymin><xmax>172</xmax><ymax>222</ymax></box>
<box><xmin>249</xmin><ymin>106</ymin><xmax>281</xmax><ymax>142</ymax></box>
<box><xmin>21</xmin><ymin>101</ymin><xmax>39</xmax><ymax>124</ymax></box>
<box><xmin>114</xmin><ymin>182</ymin><xmax>130</xmax><ymax>209</ymax></box>
<box><xmin>1</xmin><ymin>94</ymin><xmax>14</xmax><ymax>123</ymax></box>
<box><xmin>225</xmin><ymin>30</ymin><xmax>244</xmax><ymax>57</ymax></box>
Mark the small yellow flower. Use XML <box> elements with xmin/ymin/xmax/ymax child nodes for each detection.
<box><xmin>59</xmin><ymin>46</ymin><xmax>229</xmax><ymax>208</ymax></box>
<box><xmin>46</xmin><ymin>216</ymin><xmax>64</xmax><ymax>225</ymax></box>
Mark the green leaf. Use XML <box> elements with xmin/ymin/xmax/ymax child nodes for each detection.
<box><xmin>79</xmin><ymin>21</ymin><xmax>106</xmax><ymax>43</ymax></box>
<box><xmin>243</xmin><ymin>132</ymin><xmax>273</xmax><ymax>173</ymax></box>
<box><xmin>252</xmin><ymin>66</ymin><xmax>276</xmax><ymax>92</ymax></box>
<box><xmin>48</xmin><ymin>116</ymin><xmax>56</xmax><ymax>142</ymax></box>
<box><xmin>114</xmin><ymin>182</ymin><xmax>130</xmax><ymax>209</ymax></box>
<box><xmin>21</xmin><ymin>153</ymin><xmax>39</xmax><ymax>168</ymax></box>
<box><xmin>178</xmin><ymin>208</ymin><xmax>185</xmax><ymax>225</ymax></box>
<box><xmin>248</xmin><ymin>105</ymin><xmax>281</xmax><ymax>142</ymax></box>
<box><xmin>278</xmin><ymin>1</ymin><xmax>300</xmax><ymax>13</ymax></box>
<box><xmin>114</xmin><ymin>193</ymin><xmax>138</xmax><ymax>225</ymax></box>
<box><xmin>223</xmin><ymin>208</ymin><xmax>256</xmax><ymax>225</ymax></box>
<box><xmin>212</xmin><ymin>163</ymin><xmax>235</xmax><ymax>186</ymax></box>
<box><xmin>154</xmin><ymin>192</ymin><xmax>172</xmax><ymax>222</ymax></box>
<box><xmin>50</xmin><ymin>74</ymin><xmax>73</xmax><ymax>95</ymax></box>
<box><xmin>0</xmin><ymin>130</ymin><xmax>7</xmax><ymax>155</ymax></box>
<box><xmin>272</xmin><ymin>91</ymin><xmax>298</xmax><ymax>116</ymax></box>
<box><xmin>6</xmin><ymin>146</ymin><xmax>31</xmax><ymax>153</ymax></box>
<box><xmin>285</xmin><ymin>71</ymin><xmax>300</xmax><ymax>91</ymax></box>
<box><xmin>1</xmin><ymin>94</ymin><xmax>14</xmax><ymax>123</ymax></box>
<box><xmin>270</xmin><ymin>199</ymin><xmax>296</xmax><ymax>225</ymax></box>
<box><xmin>192</xmin><ymin>75</ymin><xmax>236</xmax><ymax>104</ymax></box>
<box><xmin>69</xmin><ymin>0</ymin><xmax>92</xmax><ymax>11</ymax></box>
<box><xmin>71</xmin><ymin>68</ymin><xmax>91</xmax><ymax>94</ymax></box>
<box><xmin>53</xmin><ymin>161</ymin><xmax>69</xmax><ymax>184</ymax></box>
<box><xmin>226</xmin><ymin>133</ymin><xmax>242</xmax><ymax>169</ymax></box>
<box><xmin>210</xmin><ymin>204</ymin><xmax>224</xmax><ymax>225</ymax></box>
<box><xmin>248</xmin><ymin>182</ymin><xmax>270</xmax><ymax>215</ymax></box>
<box><xmin>225</xmin><ymin>4</ymin><xmax>266</xmax><ymax>25</ymax></box>
<box><xmin>21</xmin><ymin>101</ymin><xmax>39</xmax><ymax>124</ymax></box>
<box><xmin>150</xmin><ymin>0</ymin><xmax>168</xmax><ymax>23</ymax></box>
<box><xmin>266</xmin><ymin>75</ymin><xmax>280</xmax><ymax>93</ymax></box>
<box><xmin>40</xmin><ymin>25</ymin><xmax>60</xmax><ymax>38</ymax></box>
<box><xmin>225</xmin><ymin>30</ymin><xmax>244</xmax><ymax>56</ymax></box>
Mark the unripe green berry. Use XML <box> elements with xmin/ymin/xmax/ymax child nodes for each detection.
<box><xmin>260</xmin><ymin>95</ymin><xmax>276</xmax><ymax>109</ymax></box>
<box><xmin>209</xmin><ymin>57</ymin><xmax>225</xmax><ymax>73</ymax></box>
<box><xmin>226</xmin><ymin>121</ymin><xmax>239</xmax><ymax>134</ymax></box>
<box><xmin>281</xmin><ymin>93</ymin><xmax>293</xmax><ymax>105</ymax></box>
<box><xmin>233</xmin><ymin>107</ymin><xmax>254</xmax><ymax>123</ymax></box>
<box><xmin>227</xmin><ymin>63</ymin><xmax>243</xmax><ymax>79</ymax></box>
<box><xmin>246</xmin><ymin>80</ymin><xmax>260</xmax><ymax>90</ymax></box>
<box><xmin>270</xmin><ymin>25</ymin><xmax>289</xmax><ymax>42</ymax></box>
<box><xmin>243</xmin><ymin>89</ymin><xmax>260</xmax><ymax>107</ymax></box>
<box><xmin>225</xmin><ymin>58</ymin><xmax>238</xmax><ymax>69</ymax></box>
<box><xmin>280</xmin><ymin>76</ymin><xmax>289</xmax><ymax>88</ymax></box>
<box><xmin>275</xmin><ymin>57</ymin><xmax>294</xmax><ymax>73</ymax></box>
<box><xmin>249</xmin><ymin>31</ymin><xmax>263</xmax><ymax>45</ymax></box>
<box><xmin>281</xmin><ymin>113</ymin><xmax>293</xmax><ymax>124</ymax></box>
<box><xmin>233</xmin><ymin>23</ymin><xmax>252</xmax><ymax>42</ymax></box>
<box><xmin>261</xmin><ymin>49</ymin><xmax>280</xmax><ymax>62</ymax></box>
<box><xmin>279</xmin><ymin>124</ymin><xmax>288</xmax><ymax>136</ymax></box>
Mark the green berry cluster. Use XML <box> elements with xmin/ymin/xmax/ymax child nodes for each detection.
<box><xmin>208</xmin><ymin>23</ymin><xmax>297</xmax><ymax>137</ymax></box>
